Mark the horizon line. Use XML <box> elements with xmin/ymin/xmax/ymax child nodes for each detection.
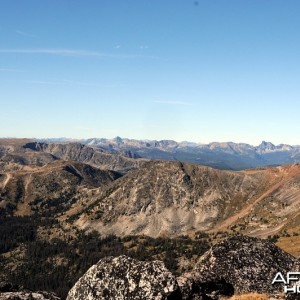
<box><xmin>0</xmin><ymin>136</ymin><xmax>298</xmax><ymax>147</ymax></box>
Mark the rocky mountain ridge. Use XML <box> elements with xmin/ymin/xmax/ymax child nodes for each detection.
<box><xmin>0</xmin><ymin>139</ymin><xmax>145</xmax><ymax>173</ymax></box>
<box><xmin>0</xmin><ymin>159</ymin><xmax>121</xmax><ymax>216</ymax></box>
<box><xmin>73</xmin><ymin>161</ymin><xmax>300</xmax><ymax>239</ymax></box>
<box><xmin>38</xmin><ymin>137</ymin><xmax>300</xmax><ymax>170</ymax></box>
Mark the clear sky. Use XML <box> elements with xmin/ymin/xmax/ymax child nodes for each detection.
<box><xmin>1</xmin><ymin>0</ymin><xmax>300</xmax><ymax>145</ymax></box>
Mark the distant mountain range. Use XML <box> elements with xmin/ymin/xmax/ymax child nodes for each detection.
<box><xmin>38</xmin><ymin>137</ymin><xmax>300</xmax><ymax>170</ymax></box>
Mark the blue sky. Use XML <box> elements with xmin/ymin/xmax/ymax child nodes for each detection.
<box><xmin>1</xmin><ymin>0</ymin><xmax>300</xmax><ymax>145</ymax></box>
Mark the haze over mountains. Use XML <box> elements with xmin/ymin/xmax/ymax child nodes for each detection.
<box><xmin>39</xmin><ymin>137</ymin><xmax>300</xmax><ymax>170</ymax></box>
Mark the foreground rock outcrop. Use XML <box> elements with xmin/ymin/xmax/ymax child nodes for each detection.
<box><xmin>66</xmin><ymin>255</ymin><xmax>181</xmax><ymax>300</ymax></box>
<box><xmin>66</xmin><ymin>236</ymin><xmax>295</xmax><ymax>299</ymax></box>
<box><xmin>186</xmin><ymin>236</ymin><xmax>294</xmax><ymax>296</ymax></box>
<box><xmin>3</xmin><ymin>236</ymin><xmax>294</xmax><ymax>299</ymax></box>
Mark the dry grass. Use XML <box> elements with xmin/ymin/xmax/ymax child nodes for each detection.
<box><xmin>277</xmin><ymin>235</ymin><xmax>300</xmax><ymax>257</ymax></box>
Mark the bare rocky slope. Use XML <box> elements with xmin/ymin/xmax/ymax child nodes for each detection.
<box><xmin>74</xmin><ymin>161</ymin><xmax>300</xmax><ymax>239</ymax></box>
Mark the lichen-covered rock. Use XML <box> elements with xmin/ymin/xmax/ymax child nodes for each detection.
<box><xmin>0</xmin><ymin>291</ymin><xmax>60</xmax><ymax>300</ymax></box>
<box><xmin>177</xmin><ymin>273</ymin><xmax>196</xmax><ymax>299</ymax></box>
<box><xmin>286</xmin><ymin>257</ymin><xmax>300</xmax><ymax>300</ymax></box>
<box><xmin>66</xmin><ymin>255</ymin><xmax>181</xmax><ymax>300</ymax></box>
<box><xmin>177</xmin><ymin>272</ymin><xmax>209</xmax><ymax>300</ymax></box>
<box><xmin>192</xmin><ymin>236</ymin><xmax>295</xmax><ymax>295</ymax></box>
